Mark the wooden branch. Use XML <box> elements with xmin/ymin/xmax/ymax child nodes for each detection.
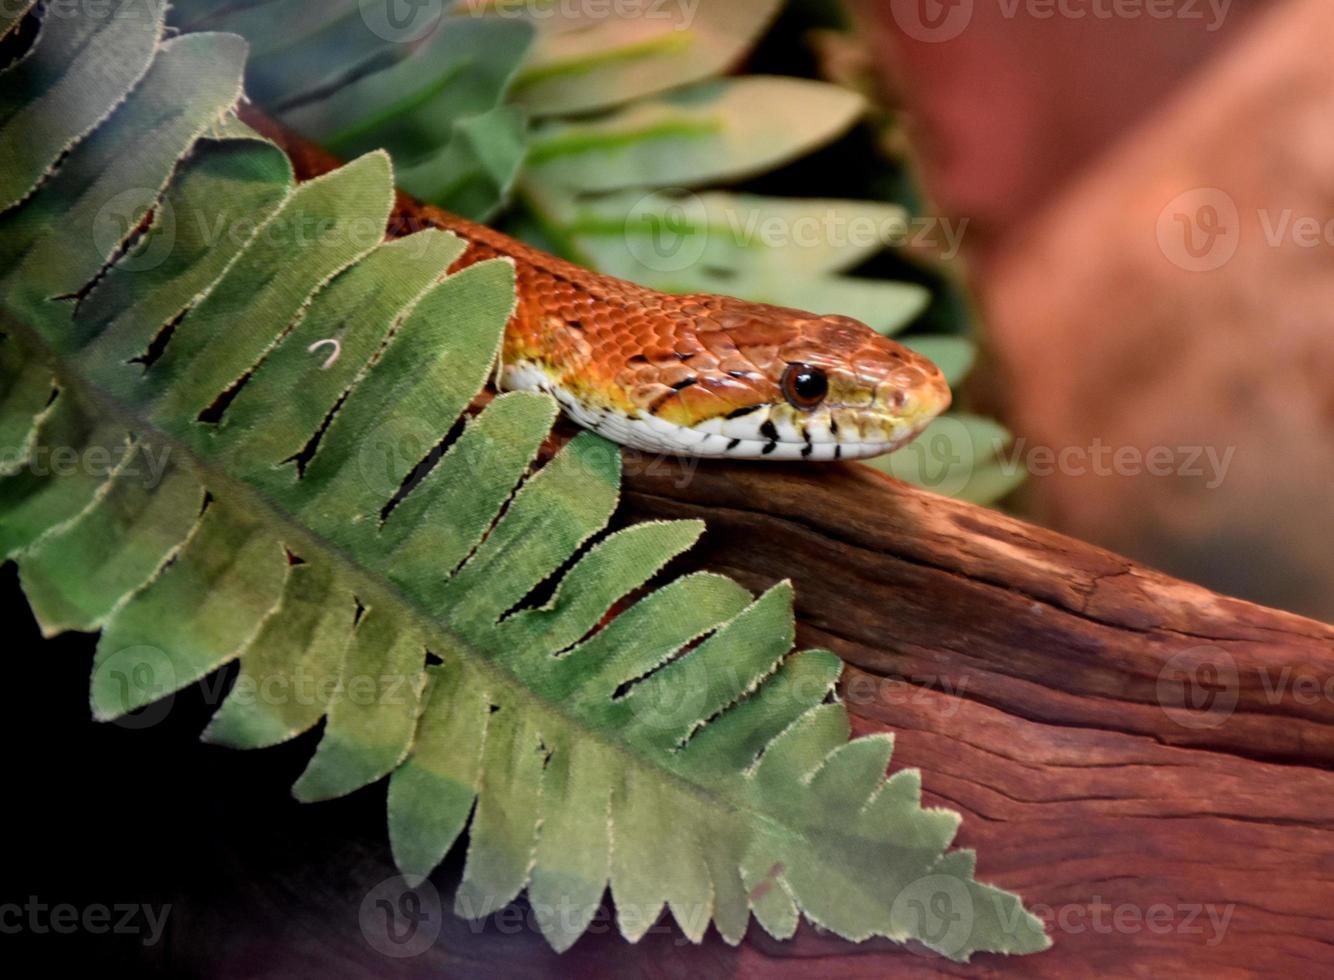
<box><xmin>232</xmin><ymin>107</ymin><xmax>1334</xmax><ymax>975</ymax></box>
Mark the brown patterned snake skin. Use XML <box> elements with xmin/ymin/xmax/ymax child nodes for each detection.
<box><xmin>439</xmin><ymin>208</ymin><xmax>952</xmax><ymax>461</ymax></box>
<box><xmin>242</xmin><ymin>110</ymin><xmax>952</xmax><ymax>461</ymax></box>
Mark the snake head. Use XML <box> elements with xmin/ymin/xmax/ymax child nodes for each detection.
<box><xmin>773</xmin><ymin>313</ymin><xmax>953</xmax><ymax>458</ymax></box>
<box><xmin>642</xmin><ymin>304</ymin><xmax>953</xmax><ymax>460</ymax></box>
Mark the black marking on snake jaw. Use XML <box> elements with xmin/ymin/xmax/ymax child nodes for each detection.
<box><xmin>762</xmin><ymin>440</ymin><xmax>778</xmax><ymax>456</ymax></box>
<box><xmin>759</xmin><ymin>420</ymin><xmax>779</xmax><ymax>443</ymax></box>
<box><xmin>726</xmin><ymin>438</ymin><xmax>741</xmax><ymax>451</ymax></box>
<box><xmin>801</xmin><ymin>443</ymin><xmax>814</xmax><ymax>458</ymax></box>
<box><xmin>725</xmin><ymin>405</ymin><xmax>761</xmax><ymax>420</ymax></box>
<box><xmin>649</xmin><ymin>379</ymin><xmax>696</xmax><ymax>413</ymax></box>
<box><xmin>829</xmin><ymin>417</ymin><xmax>839</xmax><ymax>436</ymax></box>
<box><xmin>834</xmin><ymin>444</ymin><xmax>842</xmax><ymax>460</ymax></box>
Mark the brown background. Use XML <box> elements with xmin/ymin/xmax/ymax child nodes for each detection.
<box><xmin>858</xmin><ymin>0</ymin><xmax>1333</xmax><ymax>622</ymax></box>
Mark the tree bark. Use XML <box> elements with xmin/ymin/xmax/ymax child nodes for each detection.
<box><xmin>228</xmin><ymin>107</ymin><xmax>1334</xmax><ymax>976</ymax></box>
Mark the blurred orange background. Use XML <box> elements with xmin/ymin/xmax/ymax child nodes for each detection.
<box><xmin>857</xmin><ymin>0</ymin><xmax>1332</xmax><ymax>620</ymax></box>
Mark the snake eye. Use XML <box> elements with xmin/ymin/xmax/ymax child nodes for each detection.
<box><xmin>781</xmin><ymin>363</ymin><xmax>828</xmax><ymax>410</ymax></box>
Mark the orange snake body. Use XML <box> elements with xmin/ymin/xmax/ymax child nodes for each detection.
<box><xmin>432</xmin><ymin>209</ymin><xmax>952</xmax><ymax>461</ymax></box>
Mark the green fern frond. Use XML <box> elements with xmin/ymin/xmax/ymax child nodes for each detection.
<box><xmin>165</xmin><ymin>0</ymin><xmax>1018</xmax><ymax>505</ymax></box>
<box><xmin>0</xmin><ymin>2</ymin><xmax>1048</xmax><ymax>960</ymax></box>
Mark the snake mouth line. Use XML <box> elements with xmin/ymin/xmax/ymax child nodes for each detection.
<box><xmin>592</xmin><ymin>413</ymin><xmax>905</xmax><ymax>461</ymax></box>
<box><xmin>500</xmin><ymin>361</ymin><xmax>928</xmax><ymax>461</ymax></box>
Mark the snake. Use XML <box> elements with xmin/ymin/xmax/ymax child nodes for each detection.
<box><xmin>246</xmin><ymin>110</ymin><xmax>953</xmax><ymax>461</ymax></box>
<box><xmin>435</xmin><ymin>210</ymin><xmax>952</xmax><ymax>461</ymax></box>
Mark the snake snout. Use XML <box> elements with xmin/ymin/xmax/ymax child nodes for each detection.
<box><xmin>877</xmin><ymin>363</ymin><xmax>952</xmax><ymax>423</ymax></box>
<box><xmin>875</xmin><ymin>379</ymin><xmax>950</xmax><ymax>454</ymax></box>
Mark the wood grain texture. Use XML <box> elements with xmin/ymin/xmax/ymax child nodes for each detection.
<box><xmin>223</xmin><ymin>106</ymin><xmax>1334</xmax><ymax>976</ymax></box>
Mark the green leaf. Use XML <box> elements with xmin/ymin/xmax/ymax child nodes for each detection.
<box><xmin>525</xmin><ymin>76</ymin><xmax>866</xmax><ymax>192</ymax></box>
<box><xmin>397</xmin><ymin>105</ymin><xmax>529</xmax><ymax>221</ymax></box>
<box><xmin>212</xmin><ymin>231</ymin><xmax>469</xmax><ymax>476</ymax></box>
<box><xmin>866</xmin><ymin>414</ymin><xmax>1026</xmax><ymax>506</ymax></box>
<box><xmin>509</xmin><ymin>0</ymin><xmax>781</xmax><ymax>116</ymax></box>
<box><xmin>198</xmin><ymin>4</ymin><xmax>530</xmax><ymax>220</ymax></box>
<box><xmin>0</xmin><ymin>384</ymin><xmax>129</xmax><ymax>557</ymax></box>
<box><xmin>0</xmin><ymin>335</ymin><xmax>54</xmax><ymax>473</ymax></box>
<box><xmin>19</xmin><ymin>447</ymin><xmax>203</xmax><ymax>635</ymax></box>
<box><xmin>292</xmin><ymin>603</ymin><xmax>429</xmax><ymax>802</ymax></box>
<box><xmin>280</xmin><ymin>15</ymin><xmax>532</xmax><ymax>165</ymax></box>
<box><xmin>951</xmin><ymin>459</ymin><xmax>1029</xmax><ymax>507</ymax></box>
<box><xmin>520</xmin><ymin>187</ymin><xmax>931</xmax><ymax>333</ymax></box>
<box><xmin>903</xmin><ymin>336</ymin><xmax>978</xmax><ymax>387</ymax></box>
<box><xmin>557</xmin><ymin>190</ymin><xmax>916</xmax><ymax>277</ymax></box>
<box><xmin>388</xmin><ymin>658</ymin><xmax>492</xmax><ymax>881</ymax></box>
<box><xmin>632</xmin><ymin>265</ymin><xmax>930</xmax><ymax>337</ymax></box>
<box><xmin>167</xmin><ymin>0</ymin><xmax>246</xmax><ymax>31</ymax></box>
<box><xmin>225</xmin><ymin>0</ymin><xmax>419</xmax><ymax>107</ymax></box>
<box><xmin>90</xmin><ymin>496</ymin><xmax>289</xmax><ymax>721</ymax></box>
<box><xmin>0</xmin><ymin>0</ymin><xmax>166</xmax><ymax>211</ymax></box>
<box><xmin>128</xmin><ymin>150</ymin><xmax>396</xmax><ymax>426</ymax></box>
<box><xmin>215</xmin><ymin>0</ymin><xmax>366</xmax><ymax>60</ymax></box>
<box><xmin>202</xmin><ymin>558</ymin><xmax>357</xmax><ymax>750</ymax></box>
<box><xmin>0</xmin><ymin>31</ymin><xmax>251</xmax><ymax>325</ymax></box>
<box><xmin>0</xmin><ymin>8</ymin><xmax>1048</xmax><ymax>962</ymax></box>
